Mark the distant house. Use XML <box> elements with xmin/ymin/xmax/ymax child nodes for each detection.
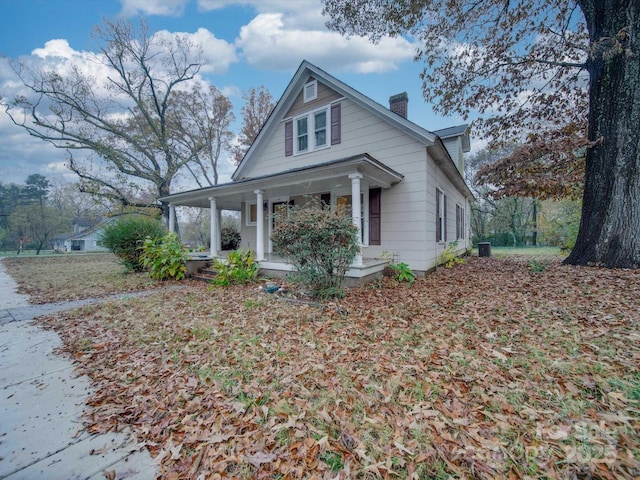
<box><xmin>53</xmin><ymin>217</ymin><xmax>111</xmax><ymax>252</ymax></box>
<box><xmin>159</xmin><ymin>60</ymin><xmax>474</xmax><ymax>281</ymax></box>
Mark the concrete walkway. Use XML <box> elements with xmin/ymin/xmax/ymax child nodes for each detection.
<box><xmin>0</xmin><ymin>260</ymin><xmax>158</xmax><ymax>480</ymax></box>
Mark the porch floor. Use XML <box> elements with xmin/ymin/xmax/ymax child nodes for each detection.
<box><xmin>186</xmin><ymin>251</ymin><xmax>388</xmax><ymax>283</ymax></box>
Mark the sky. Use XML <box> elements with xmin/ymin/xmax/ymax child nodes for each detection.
<box><xmin>0</xmin><ymin>0</ymin><xmax>470</xmax><ymax>190</ymax></box>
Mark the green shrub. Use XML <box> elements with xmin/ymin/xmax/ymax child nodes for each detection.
<box><xmin>140</xmin><ymin>232</ymin><xmax>189</xmax><ymax>280</ymax></box>
<box><xmin>271</xmin><ymin>201</ymin><xmax>359</xmax><ymax>299</ymax></box>
<box><xmin>528</xmin><ymin>258</ymin><xmax>548</xmax><ymax>273</ymax></box>
<box><xmin>220</xmin><ymin>225</ymin><xmax>241</xmax><ymax>251</ymax></box>
<box><xmin>388</xmin><ymin>262</ymin><xmax>416</xmax><ymax>283</ymax></box>
<box><xmin>210</xmin><ymin>249</ymin><xmax>259</xmax><ymax>286</ymax></box>
<box><xmin>440</xmin><ymin>241</ymin><xmax>465</xmax><ymax>268</ymax></box>
<box><xmin>98</xmin><ymin>216</ymin><xmax>166</xmax><ymax>272</ymax></box>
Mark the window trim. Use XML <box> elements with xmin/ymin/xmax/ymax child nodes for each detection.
<box><xmin>293</xmin><ymin>106</ymin><xmax>330</xmax><ymax>155</ymax></box>
<box><xmin>303</xmin><ymin>80</ymin><xmax>317</xmax><ymax>102</ymax></box>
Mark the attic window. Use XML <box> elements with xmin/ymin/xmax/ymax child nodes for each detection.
<box><xmin>303</xmin><ymin>80</ymin><xmax>317</xmax><ymax>102</ymax></box>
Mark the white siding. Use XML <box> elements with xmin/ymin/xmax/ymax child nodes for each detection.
<box><xmin>239</xmin><ymin>97</ymin><xmax>469</xmax><ymax>272</ymax></box>
<box><xmin>443</xmin><ymin>137</ymin><xmax>464</xmax><ymax>173</ymax></box>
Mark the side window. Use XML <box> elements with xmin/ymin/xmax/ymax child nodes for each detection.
<box><xmin>436</xmin><ymin>189</ymin><xmax>447</xmax><ymax>242</ymax></box>
<box><xmin>456</xmin><ymin>204</ymin><xmax>465</xmax><ymax>239</ymax></box>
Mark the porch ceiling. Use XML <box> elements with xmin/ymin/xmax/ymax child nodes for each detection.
<box><xmin>159</xmin><ymin>153</ymin><xmax>403</xmax><ymax>210</ymax></box>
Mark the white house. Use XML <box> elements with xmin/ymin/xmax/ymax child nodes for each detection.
<box><xmin>160</xmin><ymin>60</ymin><xmax>474</xmax><ymax>280</ymax></box>
<box><xmin>53</xmin><ymin>217</ymin><xmax>111</xmax><ymax>252</ymax></box>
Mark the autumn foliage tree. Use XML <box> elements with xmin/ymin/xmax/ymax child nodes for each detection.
<box><xmin>232</xmin><ymin>86</ymin><xmax>274</xmax><ymax>164</ymax></box>
<box><xmin>169</xmin><ymin>85</ymin><xmax>235</xmax><ymax>186</ymax></box>
<box><xmin>323</xmin><ymin>0</ymin><xmax>640</xmax><ymax>268</ymax></box>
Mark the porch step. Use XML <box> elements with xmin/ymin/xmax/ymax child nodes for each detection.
<box><xmin>188</xmin><ymin>262</ymin><xmax>216</xmax><ymax>283</ymax></box>
<box><xmin>192</xmin><ymin>274</ymin><xmax>214</xmax><ymax>283</ymax></box>
<box><xmin>192</xmin><ymin>268</ymin><xmax>216</xmax><ymax>283</ymax></box>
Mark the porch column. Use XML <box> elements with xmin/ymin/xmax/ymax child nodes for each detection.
<box><xmin>209</xmin><ymin>197</ymin><xmax>218</xmax><ymax>258</ymax></box>
<box><xmin>217</xmin><ymin>209</ymin><xmax>223</xmax><ymax>253</ymax></box>
<box><xmin>168</xmin><ymin>204</ymin><xmax>176</xmax><ymax>233</ymax></box>
<box><xmin>254</xmin><ymin>190</ymin><xmax>265</xmax><ymax>261</ymax></box>
<box><xmin>349</xmin><ymin>173</ymin><xmax>363</xmax><ymax>266</ymax></box>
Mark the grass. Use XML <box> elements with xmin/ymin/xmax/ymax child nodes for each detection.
<box><xmin>1</xmin><ymin>253</ymin><xmax>161</xmax><ymax>303</ymax></box>
<box><xmin>7</xmin><ymin>252</ymin><xmax>640</xmax><ymax>478</ymax></box>
<box><xmin>485</xmin><ymin>245</ymin><xmax>564</xmax><ymax>257</ymax></box>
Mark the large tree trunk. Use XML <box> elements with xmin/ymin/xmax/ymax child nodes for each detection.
<box><xmin>566</xmin><ymin>0</ymin><xmax>640</xmax><ymax>268</ymax></box>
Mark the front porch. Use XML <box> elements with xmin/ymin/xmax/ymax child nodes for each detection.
<box><xmin>186</xmin><ymin>252</ymin><xmax>389</xmax><ymax>286</ymax></box>
<box><xmin>161</xmin><ymin>154</ymin><xmax>404</xmax><ymax>284</ymax></box>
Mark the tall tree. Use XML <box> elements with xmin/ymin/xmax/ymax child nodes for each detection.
<box><xmin>170</xmin><ymin>84</ymin><xmax>235</xmax><ymax>186</ymax></box>
<box><xmin>323</xmin><ymin>0</ymin><xmax>640</xmax><ymax>268</ymax></box>
<box><xmin>3</xmin><ymin>18</ymin><xmax>206</xmax><ymax>223</ymax></box>
<box><xmin>0</xmin><ymin>182</ymin><xmax>23</xmax><ymax>230</ymax></box>
<box><xmin>10</xmin><ymin>204</ymin><xmax>63</xmax><ymax>254</ymax></box>
<box><xmin>23</xmin><ymin>174</ymin><xmax>50</xmax><ymax>208</ymax></box>
<box><xmin>0</xmin><ymin>182</ymin><xmax>24</xmax><ymax>250</ymax></box>
<box><xmin>4</xmin><ymin>174</ymin><xmax>69</xmax><ymax>254</ymax></box>
<box><xmin>232</xmin><ymin>86</ymin><xmax>274</xmax><ymax>164</ymax></box>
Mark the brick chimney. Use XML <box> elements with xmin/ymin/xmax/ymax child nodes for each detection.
<box><xmin>389</xmin><ymin>92</ymin><xmax>408</xmax><ymax>119</ymax></box>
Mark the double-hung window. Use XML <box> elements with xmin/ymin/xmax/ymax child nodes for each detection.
<box><xmin>285</xmin><ymin>103</ymin><xmax>341</xmax><ymax>157</ymax></box>
<box><xmin>294</xmin><ymin>107</ymin><xmax>329</xmax><ymax>154</ymax></box>
<box><xmin>296</xmin><ymin>117</ymin><xmax>308</xmax><ymax>152</ymax></box>
<box><xmin>456</xmin><ymin>204</ymin><xmax>465</xmax><ymax>240</ymax></box>
<box><xmin>436</xmin><ymin>188</ymin><xmax>447</xmax><ymax>243</ymax></box>
<box><xmin>314</xmin><ymin>110</ymin><xmax>327</xmax><ymax>147</ymax></box>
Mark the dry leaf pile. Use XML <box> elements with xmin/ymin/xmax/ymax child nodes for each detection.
<box><xmin>38</xmin><ymin>257</ymin><xmax>639</xmax><ymax>479</ymax></box>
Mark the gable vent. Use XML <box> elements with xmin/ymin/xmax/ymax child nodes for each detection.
<box><xmin>304</xmin><ymin>80</ymin><xmax>317</xmax><ymax>102</ymax></box>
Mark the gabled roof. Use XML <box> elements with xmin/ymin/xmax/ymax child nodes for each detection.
<box><xmin>232</xmin><ymin>60</ymin><xmax>442</xmax><ymax>181</ymax></box>
<box><xmin>72</xmin><ymin>216</ymin><xmax>99</xmax><ymax>227</ymax></box>
<box><xmin>433</xmin><ymin>124</ymin><xmax>471</xmax><ymax>153</ymax></box>
<box><xmin>68</xmin><ymin>218</ymin><xmax>112</xmax><ymax>240</ymax></box>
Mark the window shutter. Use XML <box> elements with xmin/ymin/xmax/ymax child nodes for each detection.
<box><xmin>369</xmin><ymin>188</ymin><xmax>381</xmax><ymax>245</ymax></box>
<box><xmin>284</xmin><ymin>120</ymin><xmax>293</xmax><ymax>156</ymax></box>
<box><xmin>331</xmin><ymin>103</ymin><xmax>341</xmax><ymax>145</ymax></box>
<box><xmin>436</xmin><ymin>190</ymin><xmax>441</xmax><ymax>242</ymax></box>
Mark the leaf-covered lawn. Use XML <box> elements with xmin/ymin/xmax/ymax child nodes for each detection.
<box><xmin>2</xmin><ymin>254</ymin><xmax>160</xmax><ymax>303</ymax></box>
<box><xmin>38</xmin><ymin>257</ymin><xmax>639</xmax><ymax>479</ymax></box>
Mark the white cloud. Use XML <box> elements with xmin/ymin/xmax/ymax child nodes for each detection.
<box><xmin>119</xmin><ymin>0</ymin><xmax>189</xmax><ymax>17</ymax></box>
<box><xmin>237</xmin><ymin>13</ymin><xmax>414</xmax><ymax>73</ymax></box>
<box><xmin>0</xmin><ymin>109</ymin><xmax>70</xmax><ymax>185</ymax></box>
<box><xmin>220</xmin><ymin>85</ymin><xmax>242</xmax><ymax>98</ymax></box>
<box><xmin>32</xmin><ymin>39</ymin><xmax>77</xmax><ymax>59</ymax></box>
<box><xmin>122</xmin><ymin>1</ymin><xmax>414</xmax><ymax>74</ymax></box>
<box><xmin>152</xmin><ymin>28</ymin><xmax>237</xmax><ymax>73</ymax></box>
<box><xmin>199</xmin><ymin>0</ymin><xmax>324</xmax><ymax>28</ymax></box>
